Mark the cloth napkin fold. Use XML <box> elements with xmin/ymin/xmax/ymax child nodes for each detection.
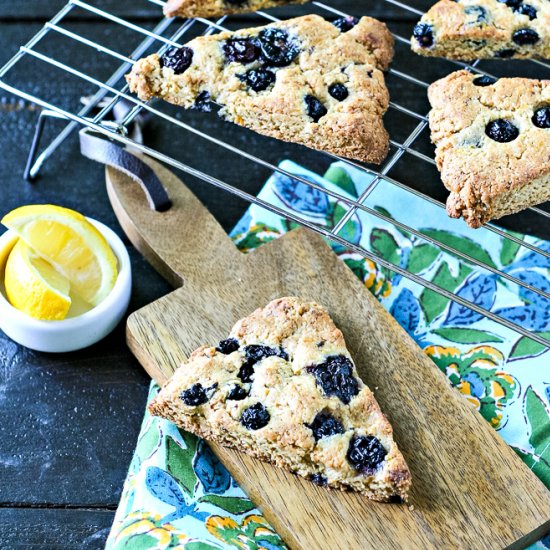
<box><xmin>106</xmin><ymin>160</ymin><xmax>550</xmax><ymax>550</ymax></box>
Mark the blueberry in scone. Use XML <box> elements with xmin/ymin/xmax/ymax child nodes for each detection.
<box><xmin>328</xmin><ymin>83</ymin><xmax>349</xmax><ymax>101</ymax></box>
<box><xmin>309</xmin><ymin>473</ymin><xmax>328</xmax><ymax>486</ymax></box>
<box><xmin>241</xmin><ymin>402</ymin><xmax>270</xmax><ymax>430</ymax></box>
<box><xmin>307</xmin><ymin>412</ymin><xmax>344</xmax><ymax>441</ymax></box>
<box><xmin>411</xmin><ymin>0</ymin><xmax>549</xmax><ymax>60</ymax></box>
<box><xmin>306</xmin><ymin>355</ymin><xmax>359</xmax><ymax>404</ymax></box>
<box><xmin>533</xmin><ymin>106</ymin><xmax>550</xmax><ymax>128</ymax></box>
<box><xmin>149</xmin><ymin>297</ymin><xmax>411</xmax><ymax>502</ymax></box>
<box><xmin>216</xmin><ymin>337</ymin><xmax>239</xmax><ymax>354</ymax></box>
<box><xmin>238</xmin><ymin>344</ymin><xmax>288</xmax><ymax>382</ymax></box>
<box><xmin>163</xmin><ymin>0</ymin><xmax>310</xmax><ymax>19</ymax></box>
<box><xmin>332</xmin><ymin>16</ymin><xmax>359</xmax><ymax>33</ymax></box>
<box><xmin>127</xmin><ymin>15</ymin><xmax>394</xmax><ymax>164</ymax></box>
<box><xmin>428</xmin><ymin>70</ymin><xmax>550</xmax><ymax>227</ymax></box>
<box><xmin>347</xmin><ymin>435</ymin><xmax>387</xmax><ymax>474</ymax></box>
<box><xmin>484</xmin><ymin>119</ymin><xmax>520</xmax><ymax>142</ymax></box>
<box><xmin>160</xmin><ymin>46</ymin><xmax>194</xmax><ymax>73</ymax></box>
<box><xmin>226</xmin><ymin>384</ymin><xmax>249</xmax><ymax>401</ymax></box>
<box><xmin>180</xmin><ymin>382</ymin><xmax>218</xmax><ymax>406</ymax></box>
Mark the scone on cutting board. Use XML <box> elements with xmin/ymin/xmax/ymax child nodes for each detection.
<box><xmin>163</xmin><ymin>0</ymin><xmax>309</xmax><ymax>19</ymax></box>
<box><xmin>127</xmin><ymin>15</ymin><xmax>394</xmax><ymax>164</ymax></box>
<box><xmin>149</xmin><ymin>297</ymin><xmax>411</xmax><ymax>502</ymax></box>
<box><xmin>411</xmin><ymin>0</ymin><xmax>549</xmax><ymax>60</ymax></box>
<box><xmin>428</xmin><ymin>70</ymin><xmax>550</xmax><ymax>228</ymax></box>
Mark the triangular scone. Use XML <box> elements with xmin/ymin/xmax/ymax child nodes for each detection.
<box><xmin>127</xmin><ymin>15</ymin><xmax>394</xmax><ymax>164</ymax></box>
<box><xmin>164</xmin><ymin>0</ymin><xmax>309</xmax><ymax>19</ymax></box>
<box><xmin>149</xmin><ymin>297</ymin><xmax>411</xmax><ymax>502</ymax></box>
<box><xmin>428</xmin><ymin>70</ymin><xmax>550</xmax><ymax>227</ymax></box>
<box><xmin>411</xmin><ymin>0</ymin><xmax>549</xmax><ymax>60</ymax></box>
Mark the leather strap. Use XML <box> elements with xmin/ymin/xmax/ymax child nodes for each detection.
<box><xmin>79</xmin><ymin>128</ymin><xmax>172</xmax><ymax>212</ymax></box>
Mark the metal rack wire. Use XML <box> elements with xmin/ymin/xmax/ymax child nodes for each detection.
<box><xmin>0</xmin><ymin>0</ymin><xmax>549</xmax><ymax>346</ymax></box>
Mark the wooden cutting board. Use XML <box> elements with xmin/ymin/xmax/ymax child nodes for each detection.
<box><xmin>106</xmin><ymin>155</ymin><xmax>550</xmax><ymax>549</ymax></box>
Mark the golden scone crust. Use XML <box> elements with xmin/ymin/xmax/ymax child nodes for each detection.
<box><xmin>428</xmin><ymin>70</ymin><xmax>550</xmax><ymax>227</ymax></box>
<box><xmin>164</xmin><ymin>0</ymin><xmax>309</xmax><ymax>19</ymax></box>
<box><xmin>149</xmin><ymin>297</ymin><xmax>411</xmax><ymax>502</ymax></box>
<box><xmin>127</xmin><ymin>15</ymin><xmax>394</xmax><ymax>164</ymax></box>
<box><xmin>411</xmin><ymin>0</ymin><xmax>550</xmax><ymax>60</ymax></box>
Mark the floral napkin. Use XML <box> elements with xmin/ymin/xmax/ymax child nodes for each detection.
<box><xmin>106</xmin><ymin>160</ymin><xmax>550</xmax><ymax>550</ymax></box>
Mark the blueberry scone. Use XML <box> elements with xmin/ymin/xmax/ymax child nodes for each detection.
<box><xmin>411</xmin><ymin>0</ymin><xmax>549</xmax><ymax>60</ymax></box>
<box><xmin>149</xmin><ymin>297</ymin><xmax>411</xmax><ymax>502</ymax></box>
<box><xmin>428</xmin><ymin>70</ymin><xmax>550</xmax><ymax>227</ymax></box>
<box><xmin>127</xmin><ymin>15</ymin><xmax>394</xmax><ymax>164</ymax></box>
<box><xmin>163</xmin><ymin>0</ymin><xmax>309</xmax><ymax>19</ymax></box>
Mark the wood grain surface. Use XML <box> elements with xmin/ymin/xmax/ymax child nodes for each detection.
<box><xmin>107</xmin><ymin>155</ymin><xmax>550</xmax><ymax>550</ymax></box>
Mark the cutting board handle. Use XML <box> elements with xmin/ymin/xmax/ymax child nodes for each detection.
<box><xmin>105</xmin><ymin>153</ymin><xmax>242</xmax><ymax>288</ymax></box>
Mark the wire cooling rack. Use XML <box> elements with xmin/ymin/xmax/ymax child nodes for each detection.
<box><xmin>0</xmin><ymin>0</ymin><xmax>549</xmax><ymax>347</ymax></box>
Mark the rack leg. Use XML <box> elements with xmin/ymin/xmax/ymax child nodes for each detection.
<box><xmin>23</xmin><ymin>110</ymin><xmax>72</xmax><ymax>182</ymax></box>
<box><xmin>23</xmin><ymin>112</ymin><xmax>47</xmax><ymax>181</ymax></box>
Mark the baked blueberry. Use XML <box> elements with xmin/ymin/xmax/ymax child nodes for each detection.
<box><xmin>305</xmin><ymin>95</ymin><xmax>327</xmax><ymax>122</ymax></box>
<box><xmin>241</xmin><ymin>402</ymin><xmax>270</xmax><ymax>430</ymax></box>
<box><xmin>328</xmin><ymin>83</ymin><xmax>349</xmax><ymax>101</ymax></box>
<box><xmin>223</xmin><ymin>38</ymin><xmax>260</xmax><ymax>63</ymax></box>
<box><xmin>306</xmin><ymin>355</ymin><xmax>359</xmax><ymax>404</ymax></box>
<box><xmin>238</xmin><ymin>361</ymin><xmax>255</xmax><ymax>383</ymax></box>
<box><xmin>347</xmin><ymin>435</ymin><xmax>387</xmax><ymax>473</ymax></box>
<box><xmin>226</xmin><ymin>384</ymin><xmax>249</xmax><ymax>401</ymax></box>
<box><xmin>160</xmin><ymin>46</ymin><xmax>193</xmax><ymax>74</ymax></box>
<box><xmin>332</xmin><ymin>16</ymin><xmax>359</xmax><ymax>33</ymax></box>
<box><xmin>239</xmin><ymin>344</ymin><xmax>288</xmax><ymax>383</ymax></box>
<box><xmin>412</xmin><ymin>23</ymin><xmax>434</xmax><ymax>48</ymax></box>
<box><xmin>193</xmin><ymin>91</ymin><xmax>212</xmax><ymax>112</ymax></box>
<box><xmin>240</xmin><ymin>68</ymin><xmax>276</xmax><ymax>92</ymax></box>
<box><xmin>279</xmin><ymin>348</ymin><xmax>289</xmax><ymax>361</ymax></box>
<box><xmin>308</xmin><ymin>412</ymin><xmax>344</xmax><ymax>441</ymax></box>
<box><xmin>244</xmin><ymin>344</ymin><xmax>287</xmax><ymax>363</ymax></box>
<box><xmin>495</xmin><ymin>48</ymin><xmax>516</xmax><ymax>58</ymax></box>
<box><xmin>497</xmin><ymin>0</ymin><xmax>521</xmax><ymax>8</ymax></box>
<box><xmin>309</xmin><ymin>474</ymin><xmax>328</xmax><ymax>486</ymax></box>
<box><xmin>258</xmin><ymin>28</ymin><xmax>299</xmax><ymax>67</ymax></box>
<box><xmin>485</xmin><ymin>119</ymin><xmax>519</xmax><ymax>142</ymax></box>
<box><xmin>216</xmin><ymin>337</ymin><xmax>239</xmax><ymax>354</ymax></box>
<box><xmin>515</xmin><ymin>4</ymin><xmax>537</xmax><ymax>19</ymax></box>
<box><xmin>180</xmin><ymin>382</ymin><xmax>218</xmax><ymax>406</ymax></box>
<box><xmin>512</xmin><ymin>28</ymin><xmax>539</xmax><ymax>45</ymax></box>
<box><xmin>473</xmin><ymin>75</ymin><xmax>498</xmax><ymax>86</ymax></box>
<box><xmin>533</xmin><ymin>107</ymin><xmax>550</xmax><ymax>129</ymax></box>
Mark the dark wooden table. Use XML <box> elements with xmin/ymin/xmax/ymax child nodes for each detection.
<box><xmin>0</xmin><ymin>1</ymin><xmax>548</xmax><ymax>548</ymax></box>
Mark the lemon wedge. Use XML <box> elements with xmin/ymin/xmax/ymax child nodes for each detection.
<box><xmin>2</xmin><ymin>205</ymin><xmax>118</xmax><ymax>307</ymax></box>
<box><xmin>4</xmin><ymin>239</ymin><xmax>72</xmax><ymax>320</ymax></box>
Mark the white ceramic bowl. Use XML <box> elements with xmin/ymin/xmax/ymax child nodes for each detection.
<box><xmin>0</xmin><ymin>218</ymin><xmax>132</xmax><ymax>352</ymax></box>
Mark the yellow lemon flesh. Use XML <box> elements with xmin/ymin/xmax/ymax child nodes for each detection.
<box><xmin>4</xmin><ymin>240</ymin><xmax>72</xmax><ymax>321</ymax></box>
<box><xmin>2</xmin><ymin>204</ymin><xmax>118</xmax><ymax>308</ymax></box>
